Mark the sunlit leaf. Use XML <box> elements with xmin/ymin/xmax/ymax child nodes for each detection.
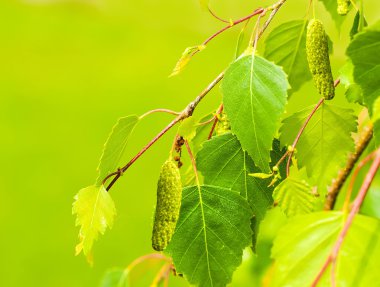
<box><xmin>280</xmin><ymin>102</ymin><xmax>357</xmax><ymax>194</ymax></box>
<box><xmin>273</xmin><ymin>177</ymin><xmax>317</xmax><ymax>217</ymax></box>
<box><xmin>318</xmin><ymin>0</ymin><xmax>348</xmax><ymax>30</ymax></box>
<box><xmin>100</xmin><ymin>269</ymin><xmax>128</xmax><ymax>287</ymax></box>
<box><xmin>347</xmin><ymin>20</ymin><xmax>380</xmax><ymax>144</ymax></box>
<box><xmin>166</xmin><ymin>185</ymin><xmax>252</xmax><ymax>287</ymax></box>
<box><xmin>221</xmin><ymin>55</ymin><xmax>288</xmax><ymax>172</ymax></box>
<box><xmin>96</xmin><ymin>115</ymin><xmax>139</xmax><ymax>185</ymax></box>
<box><xmin>170</xmin><ymin>45</ymin><xmax>206</xmax><ymax>77</ymax></box>
<box><xmin>272</xmin><ymin>212</ymin><xmax>380</xmax><ymax>286</ymax></box>
<box><xmin>72</xmin><ymin>185</ymin><xmax>116</xmax><ymax>262</ymax></box>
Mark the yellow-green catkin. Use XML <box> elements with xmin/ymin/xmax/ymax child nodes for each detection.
<box><xmin>337</xmin><ymin>0</ymin><xmax>350</xmax><ymax>15</ymax></box>
<box><xmin>215</xmin><ymin>112</ymin><xmax>231</xmax><ymax>136</ymax></box>
<box><xmin>152</xmin><ymin>160</ymin><xmax>182</xmax><ymax>251</ymax></box>
<box><xmin>306</xmin><ymin>19</ymin><xmax>335</xmax><ymax>100</ymax></box>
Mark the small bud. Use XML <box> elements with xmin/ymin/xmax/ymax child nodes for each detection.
<box><xmin>152</xmin><ymin>160</ymin><xmax>182</xmax><ymax>251</ymax></box>
<box><xmin>215</xmin><ymin>112</ymin><xmax>231</xmax><ymax>136</ymax></box>
<box><xmin>306</xmin><ymin>19</ymin><xmax>335</xmax><ymax>100</ymax></box>
<box><xmin>272</xmin><ymin>166</ymin><xmax>279</xmax><ymax>172</ymax></box>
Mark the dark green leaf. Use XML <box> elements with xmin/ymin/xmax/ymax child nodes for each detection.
<box><xmin>221</xmin><ymin>55</ymin><xmax>288</xmax><ymax>172</ymax></box>
<box><xmin>350</xmin><ymin>11</ymin><xmax>368</xmax><ymax>39</ymax></box>
<box><xmin>166</xmin><ymin>185</ymin><xmax>252</xmax><ymax>287</ymax></box>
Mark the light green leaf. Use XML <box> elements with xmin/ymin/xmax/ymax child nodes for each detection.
<box><xmin>273</xmin><ymin>177</ymin><xmax>316</xmax><ymax>217</ymax></box>
<box><xmin>166</xmin><ymin>185</ymin><xmax>252</xmax><ymax>287</ymax></box>
<box><xmin>339</xmin><ymin>60</ymin><xmax>364</xmax><ymax>104</ymax></box>
<box><xmin>170</xmin><ymin>45</ymin><xmax>206</xmax><ymax>77</ymax></box>
<box><xmin>271</xmin><ymin>212</ymin><xmax>380</xmax><ymax>286</ymax></box>
<box><xmin>221</xmin><ymin>55</ymin><xmax>288</xmax><ymax>172</ymax></box>
<box><xmin>178</xmin><ymin>116</ymin><xmax>197</xmax><ymax>141</ymax></box>
<box><xmin>72</xmin><ymin>185</ymin><xmax>116</xmax><ymax>261</ymax></box>
<box><xmin>96</xmin><ymin>115</ymin><xmax>139</xmax><ymax>185</ymax></box>
<box><xmin>373</xmin><ymin>97</ymin><xmax>380</xmax><ymax>123</ymax></box>
<box><xmin>196</xmin><ymin>133</ymin><xmax>286</xmax><ymax>248</ymax></box>
<box><xmin>100</xmin><ymin>269</ymin><xmax>128</xmax><ymax>287</ymax></box>
<box><xmin>250</xmin><ymin>173</ymin><xmax>273</xmax><ymax>179</ymax></box>
<box><xmin>347</xmin><ymin>20</ymin><xmax>380</xmax><ymax>144</ymax></box>
<box><xmin>264</xmin><ymin>20</ymin><xmax>310</xmax><ymax>93</ymax></box>
<box><xmin>318</xmin><ymin>0</ymin><xmax>348</xmax><ymax>30</ymax></box>
<box><xmin>280</xmin><ymin>102</ymin><xmax>357</xmax><ymax>193</ymax></box>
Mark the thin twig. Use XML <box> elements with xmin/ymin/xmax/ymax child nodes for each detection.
<box><xmin>139</xmin><ymin>109</ymin><xmax>180</xmax><ymax>119</ymax></box>
<box><xmin>286</xmin><ymin>98</ymin><xmax>325</xmax><ymax>176</ymax></box>
<box><xmin>103</xmin><ymin>71</ymin><xmax>224</xmax><ymax>190</ymax></box>
<box><xmin>311</xmin><ymin>148</ymin><xmax>380</xmax><ymax>287</ymax></box>
<box><xmin>208</xmin><ymin>103</ymin><xmax>224</xmax><ymax>139</ymax></box>
<box><xmin>324</xmin><ymin>125</ymin><xmax>373</xmax><ymax>210</ymax></box>
<box><xmin>207</xmin><ymin>6</ymin><xmax>230</xmax><ymax>24</ymax></box>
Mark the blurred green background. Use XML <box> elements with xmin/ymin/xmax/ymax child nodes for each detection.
<box><xmin>0</xmin><ymin>0</ymin><xmax>378</xmax><ymax>286</ymax></box>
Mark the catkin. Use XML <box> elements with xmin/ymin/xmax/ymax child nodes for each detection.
<box><xmin>152</xmin><ymin>160</ymin><xmax>182</xmax><ymax>251</ymax></box>
<box><xmin>337</xmin><ymin>0</ymin><xmax>350</xmax><ymax>15</ymax></box>
<box><xmin>215</xmin><ymin>112</ymin><xmax>231</xmax><ymax>136</ymax></box>
<box><xmin>306</xmin><ymin>19</ymin><xmax>335</xmax><ymax>100</ymax></box>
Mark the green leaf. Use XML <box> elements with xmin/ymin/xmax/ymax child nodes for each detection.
<box><xmin>350</xmin><ymin>11</ymin><xmax>368</xmax><ymax>39</ymax></box>
<box><xmin>273</xmin><ymin>177</ymin><xmax>316</xmax><ymax>217</ymax></box>
<box><xmin>264</xmin><ymin>20</ymin><xmax>311</xmax><ymax>93</ymax></box>
<box><xmin>100</xmin><ymin>269</ymin><xmax>128</xmax><ymax>287</ymax></box>
<box><xmin>72</xmin><ymin>185</ymin><xmax>116</xmax><ymax>261</ymax></box>
<box><xmin>166</xmin><ymin>185</ymin><xmax>252</xmax><ymax>287</ymax></box>
<box><xmin>347</xmin><ymin>21</ymin><xmax>380</xmax><ymax>143</ymax></box>
<box><xmin>280</xmin><ymin>102</ymin><xmax>357</xmax><ymax>193</ymax></box>
<box><xmin>318</xmin><ymin>0</ymin><xmax>347</xmax><ymax>30</ymax></box>
<box><xmin>96</xmin><ymin>115</ymin><xmax>139</xmax><ymax>185</ymax></box>
<box><xmin>221</xmin><ymin>55</ymin><xmax>288</xmax><ymax>172</ymax></box>
<box><xmin>170</xmin><ymin>45</ymin><xmax>206</xmax><ymax>77</ymax></box>
<box><xmin>196</xmin><ymin>134</ymin><xmax>286</xmax><ymax>248</ymax></box>
<box><xmin>178</xmin><ymin>116</ymin><xmax>197</xmax><ymax>141</ymax></box>
<box><xmin>339</xmin><ymin>60</ymin><xmax>364</xmax><ymax>105</ymax></box>
<box><xmin>271</xmin><ymin>212</ymin><xmax>380</xmax><ymax>286</ymax></box>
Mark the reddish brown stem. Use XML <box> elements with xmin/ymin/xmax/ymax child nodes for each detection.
<box><xmin>103</xmin><ymin>72</ymin><xmax>224</xmax><ymax>190</ymax></box>
<box><xmin>207</xmin><ymin>6</ymin><xmax>230</xmax><ymax>24</ymax></box>
<box><xmin>140</xmin><ymin>109</ymin><xmax>180</xmax><ymax>119</ymax></box>
<box><xmin>286</xmin><ymin>98</ymin><xmax>325</xmax><ymax>176</ymax></box>
<box><xmin>311</xmin><ymin>148</ymin><xmax>380</xmax><ymax>287</ymax></box>
<box><xmin>208</xmin><ymin>104</ymin><xmax>224</xmax><ymax>140</ymax></box>
<box><xmin>201</xmin><ymin>8</ymin><xmax>265</xmax><ymax>47</ymax></box>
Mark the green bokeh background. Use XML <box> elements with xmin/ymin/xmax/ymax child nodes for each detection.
<box><xmin>0</xmin><ymin>0</ymin><xmax>378</xmax><ymax>286</ymax></box>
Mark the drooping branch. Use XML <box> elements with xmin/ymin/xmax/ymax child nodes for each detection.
<box><xmin>311</xmin><ymin>147</ymin><xmax>380</xmax><ymax>287</ymax></box>
<box><xmin>103</xmin><ymin>71</ymin><xmax>224</xmax><ymax>190</ymax></box>
<box><xmin>102</xmin><ymin>0</ymin><xmax>289</xmax><ymax>191</ymax></box>
<box><xmin>324</xmin><ymin>124</ymin><xmax>373</xmax><ymax>210</ymax></box>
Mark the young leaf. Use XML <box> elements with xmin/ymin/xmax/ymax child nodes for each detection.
<box><xmin>280</xmin><ymin>102</ymin><xmax>357</xmax><ymax>194</ymax></box>
<box><xmin>347</xmin><ymin>20</ymin><xmax>380</xmax><ymax>143</ymax></box>
<box><xmin>273</xmin><ymin>177</ymin><xmax>316</xmax><ymax>217</ymax></box>
<box><xmin>100</xmin><ymin>269</ymin><xmax>128</xmax><ymax>287</ymax></box>
<box><xmin>96</xmin><ymin>115</ymin><xmax>139</xmax><ymax>185</ymax></box>
<box><xmin>170</xmin><ymin>45</ymin><xmax>206</xmax><ymax>77</ymax></box>
<box><xmin>350</xmin><ymin>11</ymin><xmax>368</xmax><ymax>39</ymax></box>
<box><xmin>166</xmin><ymin>185</ymin><xmax>252</xmax><ymax>287</ymax></box>
<box><xmin>264</xmin><ymin>20</ymin><xmax>310</xmax><ymax>93</ymax></box>
<box><xmin>196</xmin><ymin>133</ymin><xmax>286</xmax><ymax>248</ymax></box>
<box><xmin>72</xmin><ymin>185</ymin><xmax>116</xmax><ymax>261</ymax></box>
<box><xmin>271</xmin><ymin>212</ymin><xmax>380</xmax><ymax>286</ymax></box>
<box><xmin>318</xmin><ymin>0</ymin><xmax>348</xmax><ymax>30</ymax></box>
<box><xmin>221</xmin><ymin>55</ymin><xmax>288</xmax><ymax>172</ymax></box>
<box><xmin>178</xmin><ymin>116</ymin><xmax>197</xmax><ymax>141</ymax></box>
